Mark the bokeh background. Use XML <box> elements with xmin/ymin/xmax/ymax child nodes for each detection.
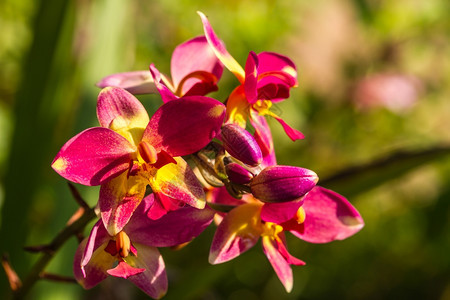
<box><xmin>1</xmin><ymin>0</ymin><xmax>449</xmax><ymax>299</ymax></box>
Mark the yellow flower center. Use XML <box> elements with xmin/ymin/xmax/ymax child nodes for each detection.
<box><xmin>253</xmin><ymin>100</ymin><xmax>273</xmax><ymax>116</ymax></box>
<box><xmin>116</xmin><ymin>231</ymin><xmax>131</xmax><ymax>258</ymax></box>
<box><xmin>295</xmin><ymin>207</ymin><xmax>306</xmax><ymax>224</ymax></box>
<box><xmin>137</xmin><ymin>141</ymin><xmax>158</xmax><ymax>164</ymax></box>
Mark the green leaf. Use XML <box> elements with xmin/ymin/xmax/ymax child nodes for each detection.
<box><xmin>320</xmin><ymin>146</ymin><xmax>450</xmax><ymax>197</ymax></box>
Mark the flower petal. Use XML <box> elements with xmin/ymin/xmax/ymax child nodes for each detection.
<box><xmin>171</xmin><ymin>35</ymin><xmax>223</xmax><ymax>96</ymax></box>
<box><xmin>143</xmin><ymin>96</ymin><xmax>225</xmax><ymax>157</ymax></box>
<box><xmin>226</xmin><ymin>86</ymin><xmax>250</xmax><ymax>128</ymax></box>
<box><xmin>145</xmin><ymin>193</ymin><xmax>181</xmax><ymax>220</ymax></box>
<box><xmin>80</xmin><ymin>220</ymin><xmax>110</xmax><ymax>272</ymax></box>
<box><xmin>197</xmin><ymin>11</ymin><xmax>245</xmax><ymax>83</ymax></box>
<box><xmin>106</xmin><ymin>260</ymin><xmax>145</xmax><ymax>278</ymax></box>
<box><xmin>127</xmin><ymin>198</ymin><xmax>215</xmax><ymax>247</ymax></box>
<box><xmin>244</xmin><ymin>51</ymin><xmax>259</xmax><ymax>103</ymax></box>
<box><xmin>262</xmin><ymin>235</ymin><xmax>304</xmax><ymax>293</ymax></box>
<box><xmin>209</xmin><ymin>203</ymin><xmax>263</xmax><ymax>264</ymax></box>
<box><xmin>97</xmin><ymin>87</ymin><xmax>150</xmax><ymax>146</ymax></box>
<box><xmin>287</xmin><ymin>186</ymin><xmax>364</xmax><ymax>243</ymax></box>
<box><xmin>96</xmin><ymin>71</ymin><xmax>158</xmax><ymax>95</ymax></box>
<box><xmin>149</xmin><ymin>157</ymin><xmax>206</xmax><ymax>209</ymax></box>
<box><xmin>52</xmin><ymin>127</ymin><xmax>135</xmax><ymax>186</ymax></box>
<box><xmin>74</xmin><ymin>237</ymin><xmax>114</xmax><ymax>289</ymax></box>
<box><xmin>249</xmin><ymin>111</ymin><xmax>276</xmax><ymax>166</ymax></box>
<box><xmin>149</xmin><ymin>64</ymin><xmax>179</xmax><ymax>102</ymax></box>
<box><xmin>99</xmin><ymin>172</ymin><xmax>147</xmax><ymax>236</ymax></box>
<box><xmin>260</xmin><ymin>200</ymin><xmax>304</xmax><ymax>224</ymax></box>
<box><xmin>124</xmin><ymin>244</ymin><xmax>168</xmax><ymax>299</ymax></box>
<box><xmin>269</xmin><ymin>112</ymin><xmax>305</xmax><ymax>141</ymax></box>
<box><xmin>257</xmin><ymin>52</ymin><xmax>297</xmax><ymax>85</ymax></box>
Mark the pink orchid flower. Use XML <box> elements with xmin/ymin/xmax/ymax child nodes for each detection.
<box><xmin>75</xmin><ymin>194</ymin><xmax>215</xmax><ymax>299</ymax></box>
<box><xmin>97</xmin><ymin>36</ymin><xmax>223</xmax><ymax>98</ymax></box>
<box><xmin>52</xmin><ymin>87</ymin><xmax>226</xmax><ymax>235</ymax></box>
<box><xmin>209</xmin><ymin>186</ymin><xmax>364</xmax><ymax>292</ymax></box>
<box><xmin>198</xmin><ymin>11</ymin><xmax>304</xmax><ymax>142</ymax></box>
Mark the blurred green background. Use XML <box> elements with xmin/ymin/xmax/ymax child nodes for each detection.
<box><xmin>1</xmin><ymin>0</ymin><xmax>449</xmax><ymax>299</ymax></box>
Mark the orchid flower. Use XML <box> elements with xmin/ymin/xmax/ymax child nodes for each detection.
<box><xmin>52</xmin><ymin>87</ymin><xmax>226</xmax><ymax>235</ymax></box>
<box><xmin>75</xmin><ymin>194</ymin><xmax>215</xmax><ymax>299</ymax></box>
<box><xmin>97</xmin><ymin>36</ymin><xmax>223</xmax><ymax>99</ymax></box>
<box><xmin>198</xmin><ymin>11</ymin><xmax>304</xmax><ymax>143</ymax></box>
<box><xmin>209</xmin><ymin>186</ymin><xmax>364</xmax><ymax>292</ymax></box>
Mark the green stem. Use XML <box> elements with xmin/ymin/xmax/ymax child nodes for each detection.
<box><xmin>12</xmin><ymin>207</ymin><xmax>96</xmax><ymax>300</ymax></box>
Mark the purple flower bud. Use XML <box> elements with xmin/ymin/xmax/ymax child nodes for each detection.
<box><xmin>225</xmin><ymin>163</ymin><xmax>254</xmax><ymax>184</ymax></box>
<box><xmin>250</xmin><ymin>165</ymin><xmax>318</xmax><ymax>203</ymax></box>
<box><xmin>221</xmin><ymin>124</ymin><xmax>262</xmax><ymax>166</ymax></box>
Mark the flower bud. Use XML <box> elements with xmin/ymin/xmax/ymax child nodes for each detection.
<box><xmin>250</xmin><ymin>165</ymin><xmax>318</xmax><ymax>203</ymax></box>
<box><xmin>225</xmin><ymin>162</ymin><xmax>254</xmax><ymax>184</ymax></box>
<box><xmin>221</xmin><ymin>124</ymin><xmax>262</xmax><ymax>166</ymax></box>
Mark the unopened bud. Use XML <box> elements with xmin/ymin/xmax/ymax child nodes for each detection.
<box><xmin>250</xmin><ymin>165</ymin><xmax>318</xmax><ymax>203</ymax></box>
<box><xmin>225</xmin><ymin>163</ymin><xmax>254</xmax><ymax>184</ymax></box>
<box><xmin>221</xmin><ymin>124</ymin><xmax>262</xmax><ymax>166</ymax></box>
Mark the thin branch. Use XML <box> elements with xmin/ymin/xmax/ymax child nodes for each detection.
<box><xmin>39</xmin><ymin>272</ymin><xmax>77</xmax><ymax>284</ymax></box>
<box><xmin>12</xmin><ymin>206</ymin><xmax>96</xmax><ymax>299</ymax></box>
<box><xmin>68</xmin><ymin>182</ymin><xmax>90</xmax><ymax>210</ymax></box>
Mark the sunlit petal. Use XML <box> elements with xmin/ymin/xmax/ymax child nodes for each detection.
<box><xmin>149</xmin><ymin>157</ymin><xmax>206</xmax><ymax>209</ymax></box>
<box><xmin>97</xmin><ymin>87</ymin><xmax>150</xmax><ymax>146</ymax></box>
<box><xmin>209</xmin><ymin>203</ymin><xmax>263</xmax><ymax>264</ymax></box>
<box><xmin>127</xmin><ymin>202</ymin><xmax>214</xmax><ymax>247</ymax></box>
<box><xmin>99</xmin><ymin>172</ymin><xmax>147</xmax><ymax>236</ymax></box>
<box><xmin>198</xmin><ymin>11</ymin><xmax>245</xmax><ymax>83</ymax></box>
<box><xmin>125</xmin><ymin>244</ymin><xmax>168</xmax><ymax>299</ymax></box>
<box><xmin>52</xmin><ymin>127</ymin><xmax>135</xmax><ymax>186</ymax></box>
<box><xmin>171</xmin><ymin>35</ymin><xmax>223</xmax><ymax>95</ymax></box>
<box><xmin>143</xmin><ymin>96</ymin><xmax>225</xmax><ymax>157</ymax></box>
<box><xmin>74</xmin><ymin>238</ymin><xmax>114</xmax><ymax>289</ymax></box>
<box><xmin>96</xmin><ymin>71</ymin><xmax>158</xmax><ymax>95</ymax></box>
<box><xmin>287</xmin><ymin>186</ymin><xmax>364</xmax><ymax>243</ymax></box>
<box><xmin>149</xmin><ymin>64</ymin><xmax>179</xmax><ymax>102</ymax></box>
<box><xmin>261</xmin><ymin>236</ymin><xmax>294</xmax><ymax>292</ymax></box>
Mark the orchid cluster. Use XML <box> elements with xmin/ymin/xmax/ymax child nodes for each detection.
<box><xmin>52</xmin><ymin>12</ymin><xmax>364</xmax><ymax>298</ymax></box>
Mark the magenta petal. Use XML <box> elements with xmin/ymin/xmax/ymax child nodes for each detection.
<box><xmin>244</xmin><ymin>51</ymin><xmax>259</xmax><ymax>103</ymax></box>
<box><xmin>151</xmin><ymin>157</ymin><xmax>206</xmax><ymax>209</ymax></box>
<box><xmin>197</xmin><ymin>11</ymin><xmax>245</xmax><ymax>83</ymax></box>
<box><xmin>127</xmin><ymin>202</ymin><xmax>214</xmax><ymax>247</ymax></box>
<box><xmin>149</xmin><ymin>64</ymin><xmax>179</xmax><ymax>102</ymax></box>
<box><xmin>209</xmin><ymin>203</ymin><xmax>262</xmax><ymax>264</ymax></box>
<box><xmin>52</xmin><ymin>127</ymin><xmax>135</xmax><ymax>186</ymax></box>
<box><xmin>271</xmin><ymin>115</ymin><xmax>305</xmax><ymax>141</ymax></box>
<box><xmin>260</xmin><ymin>200</ymin><xmax>304</xmax><ymax>224</ymax></box>
<box><xmin>125</xmin><ymin>244</ymin><xmax>168</xmax><ymax>299</ymax></box>
<box><xmin>257</xmin><ymin>52</ymin><xmax>297</xmax><ymax>84</ymax></box>
<box><xmin>96</xmin><ymin>71</ymin><xmax>158</xmax><ymax>95</ymax></box>
<box><xmin>249</xmin><ymin>111</ymin><xmax>277</xmax><ymax>167</ymax></box>
<box><xmin>74</xmin><ymin>238</ymin><xmax>113</xmax><ymax>289</ymax></box>
<box><xmin>99</xmin><ymin>173</ymin><xmax>147</xmax><ymax>236</ymax></box>
<box><xmin>80</xmin><ymin>220</ymin><xmax>109</xmax><ymax>268</ymax></box>
<box><xmin>171</xmin><ymin>36</ymin><xmax>223</xmax><ymax>95</ymax></box>
<box><xmin>262</xmin><ymin>236</ymin><xmax>294</xmax><ymax>293</ymax></box>
<box><xmin>107</xmin><ymin>260</ymin><xmax>145</xmax><ymax>278</ymax></box>
<box><xmin>289</xmin><ymin>186</ymin><xmax>364</xmax><ymax>243</ymax></box>
<box><xmin>97</xmin><ymin>87</ymin><xmax>149</xmax><ymax>132</ymax></box>
<box><xmin>143</xmin><ymin>96</ymin><xmax>225</xmax><ymax>156</ymax></box>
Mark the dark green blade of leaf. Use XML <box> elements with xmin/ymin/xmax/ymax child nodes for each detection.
<box><xmin>320</xmin><ymin>145</ymin><xmax>450</xmax><ymax>197</ymax></box>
